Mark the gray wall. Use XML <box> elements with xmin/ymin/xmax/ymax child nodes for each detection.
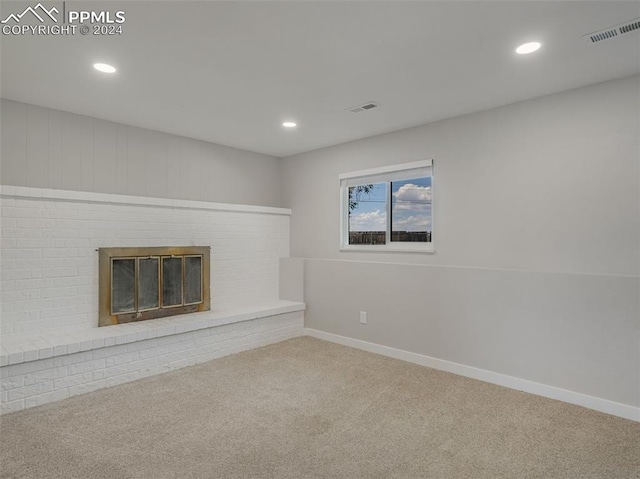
<box><xmin>0</xmin><ymin>99</ymin><xmax>282</xmax><ymax>207</ymax></box>
<box><xmin>281</xmin><ymin>75</ymin><xmax>640</xmax><ymax>407</ymax></box>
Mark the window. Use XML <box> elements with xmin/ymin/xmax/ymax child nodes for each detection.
<box><xmin>340</xmin><ymin>160</ymin><xmax>433</xmax><ymax>252</ymax></box>
<box><xmin>99</xmin><ymin>246</ymin><xmax>210</xmax><ymax>326</ymax></box>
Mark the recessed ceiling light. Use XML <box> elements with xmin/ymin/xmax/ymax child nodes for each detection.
<box><xmin>282</xmin><ymin>121</ymin><xmax>297</xmax><ymax>128</ymax></box>
<box><xmin>93</xmin><ymin>63</ymin><xmax>116</xmax><ymax>73</ymax></box>
<box><xmin>516</xmin><ymin>42</ymin><xmax>542</xmax><ymax>55</ymax></box>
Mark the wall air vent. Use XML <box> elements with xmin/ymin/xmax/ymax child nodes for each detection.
<box><xmin>582</xmin><ymin>18</ymin><xmax>640</xmax><ymax>44</ymax></box>
<box><xmin>348</xmin><ymin>102</ymin><xmax>379</xmax><ymax>113</ymax></box>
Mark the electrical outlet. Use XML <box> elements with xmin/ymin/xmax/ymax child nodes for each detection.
<box><xmin>360</xmin><ymin>311</ymin><xmax>367</xmax><ymax>324</ymax></box>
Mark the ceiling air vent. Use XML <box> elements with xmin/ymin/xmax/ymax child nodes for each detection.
<box><xmin>582</xmin><ymin>18</ymin><xmax>640</xmax><ymax>44</ymax></box>
<box><xmin>348</xmin><ymin>102</ymin><xmax>379</xmax><ymax>113</ymax></box>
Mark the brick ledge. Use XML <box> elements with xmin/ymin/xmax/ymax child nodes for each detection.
<box><xmin>0</xmin><ymin>301</ymin><xmax>305</xmax><ymax>367</ymax></box>
<box><xmin>0</xmin><ymin>185</ymin><xmax>291</xmax><ymax>216</ymax></box>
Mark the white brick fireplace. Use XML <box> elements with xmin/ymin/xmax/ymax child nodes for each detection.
<box><xmin>0</xmin><ymin>186</ymin><xmax>305</xmax><ymax>414</ymax></box>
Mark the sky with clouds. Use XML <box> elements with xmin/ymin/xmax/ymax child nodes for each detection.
<box><xmin>349</xmin><ymin>177</ymin><xmax>431</xmax><ymax>232</ymax></box>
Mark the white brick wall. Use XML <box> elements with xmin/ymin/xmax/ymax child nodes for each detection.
<box><xmin>1</xmin><ymin>311</ymin><xmax>304</xmax><ymax>414</ymax></box>
<box><xmin>0</xmin><ymin>187</ymin><xmax>291</xmax><ymax>334</ymax></box>
<box><xmin>1</xmin><ymin>187</ymin><xmax>301</xmax><ymax>414</ymax></box>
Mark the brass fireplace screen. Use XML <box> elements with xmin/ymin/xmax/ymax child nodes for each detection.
<box><xmin>98</xmin><ymin>247</ymin><xmax>210</xmax><ymax>327</ymax></box>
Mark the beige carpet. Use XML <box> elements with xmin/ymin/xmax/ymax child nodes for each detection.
<box><xmin>1</xmin><ymin>337</ymin><xmax>638</xmax><ymax>479</ymax></box>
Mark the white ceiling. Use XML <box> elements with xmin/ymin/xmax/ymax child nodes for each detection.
<box><xmin>1</xmin><ymin>1</ymin><xmax>639</xmax><ymax>157</ymax></box>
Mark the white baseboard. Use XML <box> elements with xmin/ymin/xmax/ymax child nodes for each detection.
<box><xmin>304</xmin><ymin>328</ymin><xmax>639</xmax><ymax>423</ymax></box>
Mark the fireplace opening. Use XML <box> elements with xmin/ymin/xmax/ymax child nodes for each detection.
<box><xmin>99</xmin><ymin>247</ymin><xmax>210</xmax><ymax>327</ymax></box>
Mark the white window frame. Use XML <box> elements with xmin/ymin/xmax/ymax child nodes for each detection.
<box><xmin>339</xmin><ymin>159</ymin><xmax>434</xmax><ymax>253</ymax></box>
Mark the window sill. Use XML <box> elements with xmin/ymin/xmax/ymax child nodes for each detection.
<box><xmin>340</xmin><ymin>244</ymin><xmax>435</xmax><ymax>254</ymax></box>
